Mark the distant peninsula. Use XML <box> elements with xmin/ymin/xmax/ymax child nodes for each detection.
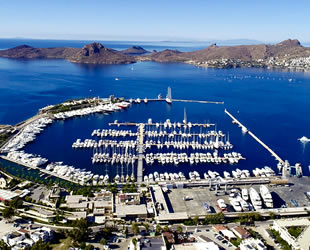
<box><xmin>0</xmin><ymin>39</ymin><xmax>309</xmax><ymax>70</ymax></box>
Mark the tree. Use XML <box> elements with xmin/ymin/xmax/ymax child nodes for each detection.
<box><xmin>131</xmin><ymin>223</ymin><xmax>140</xmax><ymax>235</ymax></box>
<box><xmin>155</xmin><ymin>224</ymin><xmax>162</xmax><ymax>234</ymax></box>
<box><xmin>193</xmin><ymin>216</ymin><xmax>199</xmax><ymax>226</ymax></box>
<box><xmin>10</xmin><ymin>198</ymin><xmax>23</xmax><ymax>210</ymax></box>
<box><xmin>163</xmin><ymin>225</ymin><xmax>170</xmax><ymax>232</ymax></box>
<box><xmin>269</xmin><ymin>212</ymin><xmax>276</xmax><ymax>220</ymax></box>
<box><xmin>30</xmin><ymin>239</ymin><xmax>52</xmax><ymax>250</ymax></box>
<box><xmin>2</xmin><ymin>207</ymin><xmax>14</xmax><ymax>220</ymax></box>
<box><xmin>100</xmin><ymin>238</ymin><xmax>107</xmax><ymax>245</ymax></box>
<box><xmin>176</xmin><ymin>226</ymin><xmax>183</xmax><ymax>234</ymax></box>
<box><xmin>0</xmin><ymin>240</ymin><xmax>10</xmax><ymax>250</ymax></box>
<box><xmin>84</xmin><ymin>244</ymin><xmax>94</xmax><ymax>250</ymax></box>
<box><xmin>144</xmin><ymin>223</ymin><xmax>150</xmax><ymax>233</ymax></box>
<box><xmin>68</xmin><ymin>218</ymin><xmax>89</xmax><ymax>243</ymax></box>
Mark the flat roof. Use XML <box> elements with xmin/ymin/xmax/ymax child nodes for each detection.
<box><xmin>115</xmin><ymin>204</ymin><xmax>147</xmax><ymax>217</ymax></box>
<box><xmin>157</xmin><ymin>212</ymin><xmax>188</xmax><ymax>221</ymax></box>
<box><xmin>94</xmin><ymin>200</ymin><xmax>112</xmax><ymax>208</ymax></box>
<box><xmin>152</xmin><ymin>186</ymin><xmax>169</xmax><ymax>214</ymax></box>
<box><xmin>66</xmin><ymin>195</ymin><xmax>85</xmax><ymax>204</ymax></box>
<box><xmin>67</xmin><ymin>202</ymin><xmax>88</xmax><ymax>209</ymax></box>
<box><xmin>0</xmin><ymin>189</ymin><xmax>20</xmax><ymax>201</ymax></box>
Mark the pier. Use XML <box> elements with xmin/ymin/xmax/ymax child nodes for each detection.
<box><xmin>137</xmin><ymin>124</ymin><xmax>145</xmax><ymax>184</ymax></box>
<box><xmin>224</xmin><ymin>109</ymin><xmax>284</xmax><ymax>164</ymax></box>
<box><xmin>138</xmin><ymin>98</ymin><xmax>224</xmax><ymax>105</ymax></box>
<box><xmin>0</xmin><ymin>155</ymin><xmax>81</xmax><ymax>185</ymax></box>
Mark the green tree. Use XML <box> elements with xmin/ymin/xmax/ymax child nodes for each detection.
<box><xmin>10</xmin><ymin>198</ymin><xmax>23</xmax><ymax>209</ymax></box>
<box><xmin>131</xmin><ymin>223</ymin><xmax>140</xmax><ymax>235</ymax></box>
<box><xmin>30</xmin><ymin>239</ymin><xmax>52</xmax><ymax>250</ymax></box>
<box><xmin>193</xmin><ymin>216</ymin><xmax>199</xmax><ymax>225</ymax></box>
<box><xmin>144</xmin><ymin>223</ymin><xmax>150</xmax><ymax>233</ymax></box>
<box><xmin>176</xmin><ymin>226</ymin><xmax>183</xmax><ymax>234</ymax></box>
<box><xmin>156</xmin><ymin>224</ymin><xmax>162</xmax><ymax>234</ymax></box>
<box><xmin>84</xmin><ymin>244</ymin><xmax>94</xmax><ymax>250</ymax></box>
<box><xmin>163</xmin><ymin>225</ymin><xmax>170</xmax><ymax>232</ymax></box>
<box><xmin>100</xmin><ymin>238</ymin><xmax>107</xmax><ymax>245</ymax></box>
<box><xmin>0</xmin><ymin>240</ymin><xmax>11</xmax><ymax>250</ymax></box>
<box><xmin>68</xmin><ymin>218</ymin><xmax>89</xmax><ymax>243</ymax></box>
<box><xmin>2</xmin><ymin>207</ymin><xmax>14</xmax><ymax>220</ymax></box>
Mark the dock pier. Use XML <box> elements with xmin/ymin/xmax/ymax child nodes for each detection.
<box><xmin>129</xmin><ymin>98</ymin><xmax>224</xmax><ymax>105</ymax></box>
<box><xmin>136</xmin><ymin>124</ymin><xmax>145</xmax><ymax>184</ymax></box>
<box><xmin>224</xmin><ymin>109</ymin><xmax>284</xmax><ymax>164</ymax></box>
<box><xmin>0</xmin><ymin>155</ymin><xmax>81</xmax><ymax>185</ymax></box>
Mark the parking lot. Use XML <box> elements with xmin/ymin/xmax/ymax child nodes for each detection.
<box><xmin>29</xmin><ymin>185</ymin><xmax>49</xmax><ymax>202</ymax></box>
<box><xmin>166</xmin><ymin>176</ymin><xmax>310</xmax><ymax>216</ymax></box>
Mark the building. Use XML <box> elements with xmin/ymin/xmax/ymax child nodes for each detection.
<box><xmin>232</xmin><ymin>226</ymin><xmax>251</xmax><ymax>239</ymax></box>
<box><xmin>2</xmin><ymin>231</ymin><xmax>25</xmax><ymax>247</ymax></box>
<box><xmin>172</xmin><ymin>242</ymin><xmax>219</xmax><ymax>250</ymax></box>
<box><xmin>272</xmin><ymin>218</ymin><xmax>310</xmax><ymax>250</ymax></box>
<box><xmin>0</xmin><ymin>189</ymin><xmax>20</xmax><ymax>202</ymax></box>
<box><xmin>163</xmin><ymin>231</ymin><xmax>176</xmax><ymax>244</ymax></box>
<box><xmin>0</xmin><ymin>176</ymin><xmax>6</xmax><ymax>188</ymax></box>
<box><xmin>30</xmin><ymin>227</ymin><xmax>53</xmax><ymax>243</ymax></box>
<box><xmin>115</xmin><ymin>204</ymin><xmax>148</xmax><ymax>220</ymax></box>
<box><xmin>118</xmin><ymin>192</ymin><xmax>140</xmax><ymax>205</ymax></box>
<box><xmin>212</xmin><ymin>225</ymin><xmax>236</xmax><ymax>240</ymax></box>
<box><xmin>240</xmin><ymin>238</ymin><xmax>267</xmax><ymax>250</ymax></box>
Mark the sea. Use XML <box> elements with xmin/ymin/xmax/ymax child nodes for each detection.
<box><xmin>1</xmin><ymin>38</ymin><xmax>310</xmax><ymax>179</ymax></box>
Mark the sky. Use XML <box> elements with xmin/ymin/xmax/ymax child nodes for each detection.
<box><xmin>0</xmin><ymin>0</ymin><xmax>309</xmax><ymax>43</ymax></box>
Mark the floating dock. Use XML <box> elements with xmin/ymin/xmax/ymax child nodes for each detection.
<box><xmin>225</xmin><ymin>109</ymin><xmax>284</xmax><ymax>164</ymax></box>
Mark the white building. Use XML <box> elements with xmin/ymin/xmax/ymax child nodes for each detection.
<box><xmin>272</xmin><ymin>218</ymin><xmax>310</xmax><ymax>250</ymax></box>
<box><xmin>240</xmin><ymin>238</ymin><xmax>267</xmax><ymax>250</ymax></box>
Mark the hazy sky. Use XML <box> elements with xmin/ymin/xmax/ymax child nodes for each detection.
<box><xmin>0</xmin><ymin>0</ymin><xmax>309</xmax><ymax>42</ymax></box>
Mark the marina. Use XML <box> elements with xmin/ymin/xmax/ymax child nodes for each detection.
<box><xmin>0</xmin><ymin>91</ymin><xmax>308</xmax><ymax>186</ymax></box>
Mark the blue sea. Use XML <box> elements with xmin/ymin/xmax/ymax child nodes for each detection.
<box><xmin>1</xmin><ymin>39</ymin><xmax>310</xmax><ymax>178</ymax></box>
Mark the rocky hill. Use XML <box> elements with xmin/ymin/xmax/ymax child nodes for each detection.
<box><xmin>1</xmin><ymin>39</ymin><xmax>309</xmax><ymax>69</ymax></box>
<box><xmin>68</xmin><ymin>43</ymin><xmax>136</xmax><ymax>64</ymax></box>
<box><xmin>0</xmin><ymin>43</ymin><xmax>136</xmax><ymax>64</ymax></box>
<box><xmin>121</xmin><ymin>46</ymin><xmax>149</xmax><ymax>55</ymax></box>
<box><xmin>0</xmin><ymin>45</ymin><xmax>78</xmax><ymax>59</ymax></box>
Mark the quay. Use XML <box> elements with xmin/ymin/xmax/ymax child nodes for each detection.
<box><xmin>139</xmin><ymin>98</ymin><xmax>224</xmax><ymax>105</ymax></box>
<box><xmin>225</xmin><ymin>109</ymin><xmax>284</xmax><ymax>164</ymax></box>
<box><xmin>136</xmin><ymin>124</ymin><xmax>145</xmax><ymax>184</ymax></box>
<box><xmin>0</xmin><ymin>155</ymin><xmax>80</xmax><ymax>185</ymax></box>
<box><xmin>109</xmin><ymin>122</ymin><xmax>215</xmax><ymax>127</ymax></box>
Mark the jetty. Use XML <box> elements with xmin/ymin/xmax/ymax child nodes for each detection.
<box><xmin>0</xmin><ymin>155</ymin><xmax>80</xmax><ymax>185</ymax></box>
<box><xmin>224</xmin><ymin>109</ymin><xmax>284</xmax><ymax>164</ymax></box>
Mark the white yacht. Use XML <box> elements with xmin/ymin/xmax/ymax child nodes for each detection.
<box><xmin>260</xmin><ymin>185</ymin><xmax>273</xmax><ymax>208</ymax></box>
<box><xmin>166</xmin><ymin>87</ymin><xmax>172</xmax><ymax>104</ymax></box>
<box><xmin>249</xmin><ymin>187</ymin><xmax>262</xmax><ymax>210</ymax></box>
<box><xmin>241</xmin><ymin>188</ymin><xmax>249</xmax><ymax>201</ymax></box>
<box><xmin>230</xmin><ymin>198</ymin><xmax>242</xmax><ymax>212</ymax></box>
<box><xmin>217</xmin><ymin>199</ymin><xmax>227</xmax><ymax>212</ymax></box>
<box><xmin>298</xmin><ymin>136</ymin><xmax>310</xmax><ymax>143</ymax></box>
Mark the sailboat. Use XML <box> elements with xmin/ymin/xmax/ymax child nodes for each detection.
<box><xmin>166</xmin><ymin>87</ymin><xmax>172</xmax><ymax>104</ymax></box>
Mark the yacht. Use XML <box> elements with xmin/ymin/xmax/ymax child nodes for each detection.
<box><xmin>249</xmin><ymin>187</ymin><xmax>262</xmax><ymax>210</ymax></box>
<box><xmin>241</xmin><ymin>188</ymin><xmax>249</xmax><ymax>201</ymax></box>
<box><xmin>260</xmin><ymin>185</ymin><xmax>273</xmax><ymax>208</ymax></box>
<box><xmin>230</xmin><ymin>198</ymin><xmax>242</xmax><ymax>212</ymax></box>
<box><xmin>298</xmin><ymin>136</ymin><xmax>310</xmax><ymax>143</ymax></box>
<box><xmin>203</xmin><ymin>202</ymin><xmax>212</xmax><ymax>213</ymax></box>
<box><xmin>166</xmin><ymin>87</ymin><xmax>172</xmax><ymax>104</ymax></box>
<box><xmin>217</xmin><ymin>199</ymin><xmax>227</xmax><ymax>212</ymax></box>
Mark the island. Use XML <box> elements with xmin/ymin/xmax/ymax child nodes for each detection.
<box><xmin>0</xmin><ymin>39</ymin><xmax>310</xmax><ymax>70</ymax></box>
